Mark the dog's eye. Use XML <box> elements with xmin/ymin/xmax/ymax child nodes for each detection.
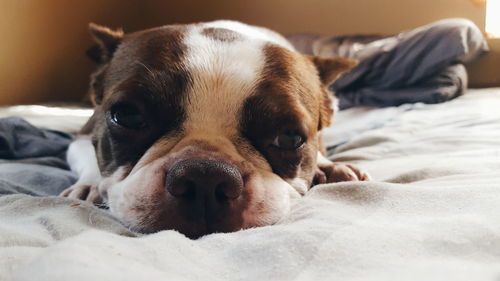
<box><xmin>111</xmin><ymin>104</ymin><xmax>146</xmax><ymax>129</ymax></box>
<box><xmin>272</xmin><ymin>131</ymin><xmax>305</xmax><ymax>150</ymax></box>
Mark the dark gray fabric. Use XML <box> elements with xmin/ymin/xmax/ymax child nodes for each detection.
<box><xmin>0</xmin><ymin>117</ymin><xmax>72</xmax><ymax>159</ymax></box>
<box><xmin>0</xmin><ymin>117</ymin><xmax>76</xmax><ymax>196</ymax></box>
<box><xmin>287</xmin><ymin>18</ymin><xmax>489</xmax><ymax>109</ymax></box>
<box><xmin>337</xmin><ymin>63</ymin><xmax>468</xmax><ymax>109</ymax></box>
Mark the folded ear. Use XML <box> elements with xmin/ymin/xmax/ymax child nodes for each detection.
<box><xmin>309</xmin><ymin>56</ymin><xmax>358</xmax><ymax>86</ymax></box>
<box><xmin>308</xmin><ymin>56</ymin><xmax>357</xmax><ymax>132</ymax></box>
<box><xmin>87</xmin><ymin>23</ymin><xmax>124</xmax><ymax>64</ymax></box>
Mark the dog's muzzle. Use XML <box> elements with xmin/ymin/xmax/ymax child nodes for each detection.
<box><xmin>165</xmin><ymin>159</ymin><xmax>244</xmax><ymax>224</ymax></box>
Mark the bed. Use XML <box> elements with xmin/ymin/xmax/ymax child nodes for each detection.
<box><xmin>0</xmin><ymin>86</ymin><xmax>499</xmax><ymax>280</ymax></box>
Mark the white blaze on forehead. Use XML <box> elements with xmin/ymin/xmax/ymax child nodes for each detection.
<box><xmin>181</xmin><ymin>23</ymin><xmax>267</xmax><ymax>135</ymax></box>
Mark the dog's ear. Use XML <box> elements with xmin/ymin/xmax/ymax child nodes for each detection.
<box><xmin>309</xmin><ymin>56</ymin><xmax>358</xmax><ymax>86</ymax></box>
<box><xmin>87</xmin><ymin>23</ymin><xmax>124</xmax><ymax>64</ymax></box>
<box><xmin>308</xmin><ymin>56</ymin><xmax>357</xmax><ymax>131</ymax></box>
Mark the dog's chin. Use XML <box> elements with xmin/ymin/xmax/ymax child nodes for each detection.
<box><xmin>123</xmin><ymin>219</ymin><xmax>244</xmax><ymax>239</ymax></box>
<box><xmin>109</xmin><ymin>191</ymin><xmax>291</xmax><ymax>239</ymax></box>
<box><xmin>112</xmin><ymin>199</ymin><xmax>285</xmax><ymax>239</ymax></box>
<box><xmin>110</xmin><ymin>197</ymin><xmax>247</xmax><ymax>239</ymax></box>
<box><xmin>102</xmin><ymin>161</ymin><xmax>301</xmax><ymax>239</ymax></box>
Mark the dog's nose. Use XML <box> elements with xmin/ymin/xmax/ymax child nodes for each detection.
<box><xmin>165</xmin><ymin>159</ymin><xmax>244</xmax><ymax>220</ymax></box>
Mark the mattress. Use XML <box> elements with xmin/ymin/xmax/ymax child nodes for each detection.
<box><xmin>1</xmin><ymin>88</ymin><xmax>500</xmax><ymax>281</ymax></box>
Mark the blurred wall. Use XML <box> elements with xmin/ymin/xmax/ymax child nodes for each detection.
<box><xmin>0</xmin><ymin>0</ymin><xmax>486</xmax><ymax>105</ymax></box>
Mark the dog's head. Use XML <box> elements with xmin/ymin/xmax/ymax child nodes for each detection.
<box><xmin>86</xmin><ymin>21</ymin><xmax>356</xmax><ymax>238</ymax></box>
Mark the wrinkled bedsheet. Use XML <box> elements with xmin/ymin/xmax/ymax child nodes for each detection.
<box><xmin>0</xmin><ymin>117</ymin><xmax>76</xmax><ymax>197</ymax></box>
<box><xmin>1</xmin><ymin>88</ymin><xmax>500</xmax><ymax>281</ymax></box>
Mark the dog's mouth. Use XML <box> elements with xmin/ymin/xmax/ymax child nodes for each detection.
<box><xmin>104</xmin><ymin>144</ymin><xmax>298</xmax><ymax>239</ymax></box>
<box><xmin>105</xmin><ymin>157</ymin><xmax>253</xmax><ymax>239</ymax></box>
<box><xmin>120</xmin><ymin>198</ymin><xmax>248</xmax><ymax>239</ymax></box>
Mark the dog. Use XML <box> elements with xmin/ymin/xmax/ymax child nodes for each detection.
<box><xmin>60</xmin><ymin>20</ymin><xmax>370</xmax><ymax>239</ymax></box>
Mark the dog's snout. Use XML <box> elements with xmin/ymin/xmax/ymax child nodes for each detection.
<box><xmin>165</xmin><ymin>159</ymin><xmax>244</xmax><ymax>221</ymax></box>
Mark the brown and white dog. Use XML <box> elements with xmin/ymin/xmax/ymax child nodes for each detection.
<box><xmin>60</xmin><ymin>20</ymin><xmax>369</xmax><ymax>239</ymax></box>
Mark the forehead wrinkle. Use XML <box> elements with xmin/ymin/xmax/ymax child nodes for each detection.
<box><xmin>129</xmin><ymin>61</ymin><xmax>192</xmax><ymax>106</ymax></box>
<box><xmin>182</xmin><ymin>26</ymin><xmax>265</xmax><ymax>135</ymax></box>
<box><xmin>107</xmin><ymin>72</ymin><xmax>166</xmax><ymax>107</ymax></box>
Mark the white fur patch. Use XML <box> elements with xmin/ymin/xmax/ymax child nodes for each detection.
<box><xmin>288</xmin><ymin>178</ymin><xmax>309</xmax><ymax>195</ymax></box>
<box><xmin>181</xmin><ymin>24</ymin><xmax>266</xmax><ymax>136</ymax></box>
<box><xmin>242</xmin><ymin>170</ymin><xmax>300</xmax><ymax>228</ymax></box>
<box><xmin>66</xmin><ymin>136</ymin><xmax>101</xmax><ymax>187</ymax></box>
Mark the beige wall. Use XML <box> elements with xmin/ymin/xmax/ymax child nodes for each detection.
<box><xmin>467</xmin><ymin>38</ymin><xmax>500</xmax><ymax>87</ymax></box>
<box><xmin>152</xmin><ymin>0</ymin><xmax>485</xmax><ymax>34</ymax></box>
<box><xmin>0</xmin><ymin>0</ymin><xmax>487</xmax><ymax>105</ymax></box>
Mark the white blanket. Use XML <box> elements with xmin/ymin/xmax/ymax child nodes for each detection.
<box><xmin>1</xmin><ymin>88</ymin><xmax>500</xmax><ymax>281</ymax></box>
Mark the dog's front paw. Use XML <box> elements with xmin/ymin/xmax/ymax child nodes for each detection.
<box><xmin>59</xmin><ymin>183</ymin><xmax>103</xmax><ymax>204</ymax></box>
<box><xmin>314</xmin><ymin>162</ymin><xmax>371</xmax><ymax>185</ymax></box>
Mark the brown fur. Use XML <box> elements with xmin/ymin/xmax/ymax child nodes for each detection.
<box><xmin>308</xmin><ymin>55</ymin><xmax>358</xmax><ymax>130</ymax></box>
<box><xmin>241</xmin><ymin>44</ymin><xmax>355</xmax><ymax>184</ymax></box>
<box><xmin>85</xmin><ymin>25</ymin><xmax>192</xmax><ymax>176</ymax></box>
<box><xmin>68</xmin><ymin>21</ymin><xmax>364</xmax><ymax>239</ymax></box>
